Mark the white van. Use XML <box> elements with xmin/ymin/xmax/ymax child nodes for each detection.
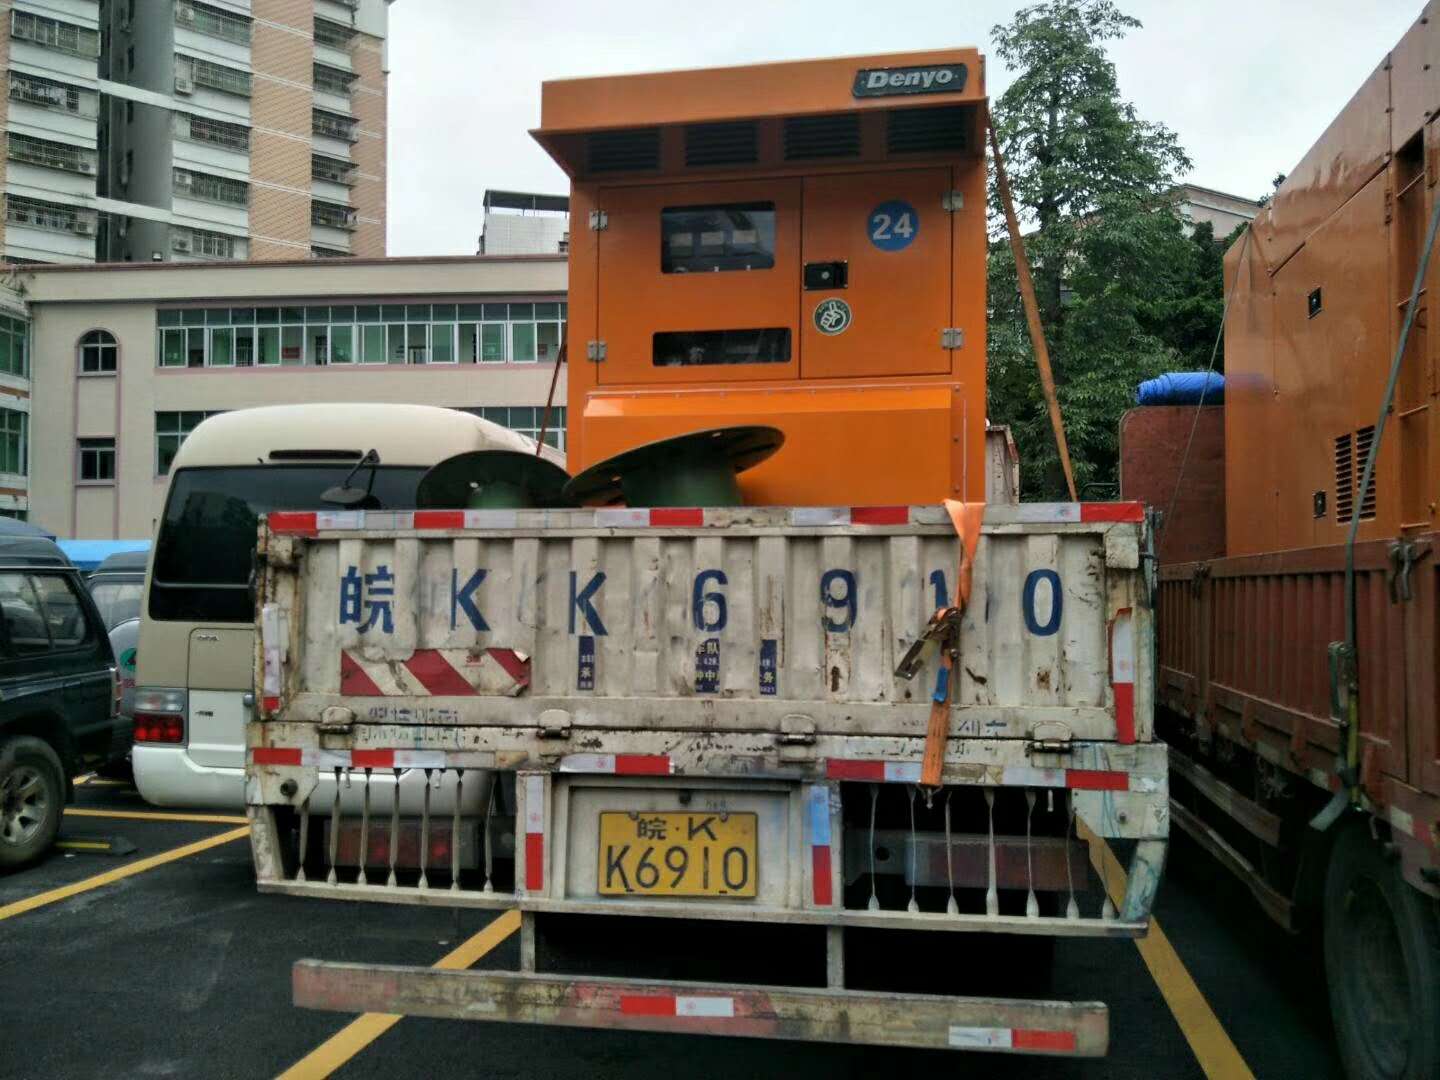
<box><xmin>133</xmin><ymin>403</ymin><xmax>553</xmax><ymax>808</ymax></box>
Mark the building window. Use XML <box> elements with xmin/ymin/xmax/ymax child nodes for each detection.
<box><xmin>0</xmin><ymin>316</ymin><xmax>28</xmax><ymax>378</ymax></box>
<box><xmin>312</xmin><ymin>155</ymin><xmax>355</xmax><ymax>185</ymax></box>
<box><xmin>5</xmin><ymin>195</ymin><xmax>96</xmax><ymax>238</ymax></box>
<box><xmin>11</xmin><ymin>11</ymin><xmax>101</xmax><ymax>59</ymax></box>
<box><xmin>311</xmin><ymin>200</ymin><xmax>356</xmax><ymax>230</ymax></box>
<box><xmin>173</xmin><ymin>168</ymin><xmax>248</xmax><ymax>206</ymax></box>
<box><xmin>176</xmin><ymin>1</ymin><xmax>251</xmax><ymax>45</ymax></box>
<box><xmin>79</xmin><ymin>329</ymin><xmax>118</xmax><ymax>375</ymax></box>
<box><xmin>186</xmin><ymin>57</ymin><xmax>252</xmax><ymax>97</ymax></box>
<box><xmin>312</xmin><ymin>109</ymin><xmax>358</xmax><ymax>142</ymax></box>
<box><xmin>6</xmin><ymin>132</ymin><xmax>97</xmax><ymax>175</ymax></box>
<box><xmin>156</xmin><ymin>411</ymin><xmax>223</xmax><ymax>475</ymax></box>
<box><xmin>457</xmin><ymin>406</ymin><xmax>567</xmax><ymax>450</ymax></box>
<box><xmin>313</xmin><ymin>63</ymin><xmax>356</xmax><ymax>97</ymax></box>
<box><xmin>78</xmin><ymin>438</ymin><xmax>115</xmax><ymax>483</ymax></box>
<box><xmin>8</xmin><ymin>72</ymin><xmax>85</xmax><ymax>115</ymax></box>
<box><xmin>313</xmin><ymin>18</ymin><xmax>355</xmax><ymax>49</ymax></box>
<box><xmin>182</xmin><ymin>114</ymin><xmax>249</xmax><ymax>152</ymax></box>
<box><xmin>154</xmin><ymin>304</ymin><xmax>566</xmax><ymax>370</ymax></box>
<box><xmin>311</xmin><ymin>246</ymin><xmax>347</xmax><ymax>259</ymax></box>
<box><xmin>0</xmin><ymin>409</ymin><xmax>27</xmax><ymax>476</ymax></box>
<box><xmin>172</xmin><ymin>227</ymin><xmax>240</xmax><ymax>259</ymax></box>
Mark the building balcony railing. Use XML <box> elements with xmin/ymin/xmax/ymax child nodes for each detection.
<box><xmin>9</xmin><ymin>73</ymin><xmax>96</xmax><ymax>118</ymax></box>
<box><xmin>7</xmin><ymin>133</ymin><xmax>97</xmax><ymax>176</ymax></box>
<box><xmin>313</xmin><ymin>63</ymin><xmax>356</xmax><ymax>97</ymax></box>
<box><xmin>11</xmin><ymin>11</ymin><xmax>100</xmax><ymax>59</ymax></box>
<box><xmin>311</xmin><ymin>154</ymin><xmax>356</xmax><ymax>185</ymax></box>
<box><xmin>312</xmin><ymin>109</ymin><xmax>358</xmax><ymax>142</ymax></box>
<box><xmin>311</xmin><ymin>201</ymin><xmax>357</xmax><ymax>230</ymax></box>
<box><xmin>313</xmin><ymin>18</ymin><xmax>356</xmax><ymax>49</ymax></box>
<box><xmin>4</xmin><ymin>195</ymin><xmax>97</xmax><ymax>237</ymax></box>
<box><xmin>175</xmin><ymin>1</ymin><xmax>251</xmax><ymax>45</ymax></box>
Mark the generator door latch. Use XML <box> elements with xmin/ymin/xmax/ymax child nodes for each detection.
<box><xmin>804</xmin><ymin>261</ymin><xmax>848</xmax><ymax>290</ymax></box>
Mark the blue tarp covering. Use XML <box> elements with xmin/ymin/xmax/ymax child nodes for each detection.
<box><xmin>57</xmin><ymin>539</ymin><xmax>150</xmax><ymax>571</ymax></box>
<box><xmin>1135</xmin><ymin>371</ymin><xmax>1225</xmax><ymax>406</ymax></box>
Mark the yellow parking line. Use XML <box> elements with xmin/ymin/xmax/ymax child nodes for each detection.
<box><xmin>0</xmin><ymin>826</ymin><xmax>249</xmax><ymax>923</ymax></box>
<box><xmin>277</xmin><ymin>908</ymin><xmax>522</xmax><ymax>1079</ymax></box>
<box><xmin>1083</xmin><ymin>824</ymin><xmax>1254</xmax><ymax>1080</ymax></box>
<box><xmin>72</xmin><ymin>774</ymin><xmax>92</xmax><ymax>786</ymax></box>
<box><xmin>67</xmin><ymin>808</ymin><xmax>250</xmax><ymax>826</ymax></box>
<box><xmin>54</xmin><ymin>840</ymin><xmax>115</xmax><ymax>852</ymax></box>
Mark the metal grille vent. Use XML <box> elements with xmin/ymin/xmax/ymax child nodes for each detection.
<box><xmin>1333</xmin><ymin>429</ymin><xmax>1378</xmax><ymax>523</ymax></box>
<box><xmin>685</xmin><ymin>121</ymin><xmax>758</xmax><ymax>167</ymax></box>
<box><xmin>1355</xmin><ymin>426</ymin><xmax>1377</xmax><ymax>519</ymax></box>
<box><xmin>585</xmin><ymin>128</ymin><xmax>660</xmax><ymax>174</ymax></box>
<box><xmin>887</xmin><ymin>105</ymin><xmax>969</xmax><ymax>154</ymax></box>
<box><xmin>783</xmin><ymin>114</ymin><xmax>860</xmax><ymax>160</ymax></box>
<box><xmin>1334</xmin><ymin>434</ymin><xmax>1354</xmax><ymax>522</ymax></box>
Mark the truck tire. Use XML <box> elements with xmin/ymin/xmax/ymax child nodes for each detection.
<box><xmin>1324</xmin><ymin>822</ymin><xmax>1440</xmax><ymax>1080</ymax></box>
<box><xmin>0</xmin><ymin>736</ymin><xmax>65</xmax><ymax>871</ymax></box>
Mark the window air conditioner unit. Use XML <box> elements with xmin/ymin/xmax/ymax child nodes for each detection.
<box><xmin>75</xmin><ymin>219</ymin><xmax>95</xmax><ymax>236</ymax></box>
<box><xmin>172</xmin><ymin>234</ymin><xmax>191</xmax><ymax>252</ymax></box>
<box><xmin>174</xmin><ymin>171</ymin><xmax>192</xmax><ymax>189</ymax></box>
<box><xmin>177</xmin><ymin>6</ymin><xmax>196</xmax><ymax>22</ymax></box>
<box><xmin>79</xmin><ymin>160</ymin><xmax>95</xmax><ymax>174</ymax></box>
<box><xmin>175</xmin><ymin>74</ymin><xmax>194</xmax><ymax>95</ymax></box>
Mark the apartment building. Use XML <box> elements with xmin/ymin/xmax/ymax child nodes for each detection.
<box><xmin>8</xmin><ymin>253</ymin><xmax>566</xmax><ymax>538</ymax></box>
<box><xmin>1</xmin><ymin>0</ymin><xmax>389</xmax><ymax>266</ymax></box>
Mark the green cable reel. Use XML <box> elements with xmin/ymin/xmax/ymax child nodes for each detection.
<box><xmin>563</xmin><ymin>426</ymin><xmax>785</xmax><ymax>507</ymax></box>
<box><xmin>416</xmin><ymin>450</ymin><xmax>572</xmax><ymax>510</ymax></box>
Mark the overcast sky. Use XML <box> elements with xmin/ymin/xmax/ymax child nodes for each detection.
<box><xmin>386</xmin><ymin>0</ymin><xmax>1423</xmax><ymax>256</ymax></box>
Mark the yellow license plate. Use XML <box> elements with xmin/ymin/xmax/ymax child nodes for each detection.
<box><xmin>598</xmin><ymin>811</ymin><xmax>757</xmax><ymax>898</ymax></box>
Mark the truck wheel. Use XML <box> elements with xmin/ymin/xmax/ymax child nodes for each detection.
<box><xmin>1324</xmin><ymin>822</ymin><xmax>1440</xmax><ymax>1080</ymax></box>
<box><xmin>0</xmin><ymin>736</ymin><xmax>65</xmax><ymax>871</ymax></box>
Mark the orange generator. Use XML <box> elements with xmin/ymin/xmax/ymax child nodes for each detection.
<box><xmin>1120</xmin><ymin>9</ymin><xmax>1440</xmax><ymax>1076</ymax></box>
<box><xmin>533</xmin><ymin>50</ymin><xmax>988</xmax><ymax>506</ymax></box>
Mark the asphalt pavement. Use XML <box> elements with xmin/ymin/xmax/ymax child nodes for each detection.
<box><xmin>0</xmin><ymin>777</ymin><xmax>1343</xmax><ymax>1080</ymax></box>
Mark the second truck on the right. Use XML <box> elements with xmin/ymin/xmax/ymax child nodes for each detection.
<box><xmin>1128</xmin><ymin>7</ymin><xmax>1440</xmax><ymax>1079</ymax></box>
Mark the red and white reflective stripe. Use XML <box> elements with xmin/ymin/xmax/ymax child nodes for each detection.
<box><xmin>806</xmin><ymin>784</ymin><xmax>834</xmax><ymax>906</ymax></box>
<box><xmin>1110</xmin><ymin>608</ymin><xmax>1136</xmax><ymax>745</ymax></box>
<box><xmin>788</xmin><ymin>506</ymin><xmax>910</xmax><ymax>527</ymax></box>
<box><xmin>249</xmin><ymin>747</ymin><xmax>449</xmax><ymax>769</ymax></box>
<box><xmin>827</xmin><ymin>759</ymin><xmax>1141</xmax><ymax>792</ymax></box>
<box><xmin>825</xmin><ymin>759</ymin><xmax>923</xmax><ymax>783</ymax></box>
<box><xmin>260</xmin><ymin>603</ymin><xmax>283</xmax><ymax>713</ymax></box>
<box><xmin>595</xmin><ymin>508</ymin><xmax>707</xmax><ymax>528</ymax></box>
<box><xmin>523</xmin><ymin>774</ymin><xmax>545</xmax><ymax>893</ymax></box>
<box><xmin>339</xmin><ymin>648</ymin><xmax>529</xmax><ymax>697</ymax></box>
<box><xmin>948</xmin><ymin>1026</ymin><xmax>1078</xmax><ymax>1053</ymax></box>
<box><xmin>1079</xmin><ymin>502</ymin><xmax>1144</xmax><ymax>523</ymax></box>
<box><xmin>1001</xmin><ymin>502</ymin><xmax>1144</xmax><ymax>525</ymax></box>
<box><xmin>620</xmin><ymin>994</ymin><xmax>736</xmax><ymax>1018</ymax></box>
<box><xmin>558</xmin><ymin>753</ymin><xmax>673</xmax><ymax>776</ymax></box>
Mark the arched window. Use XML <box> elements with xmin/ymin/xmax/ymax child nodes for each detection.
<box><xmin>79</xmin><ymin>329</ymin><xmax>118</xmax><ymax>375</ymax></box>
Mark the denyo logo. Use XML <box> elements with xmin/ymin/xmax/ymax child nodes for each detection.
<box><xmin>852</xmin><ymin>63</ymin><xmax>968</xmax><ymax>99</ymax></box>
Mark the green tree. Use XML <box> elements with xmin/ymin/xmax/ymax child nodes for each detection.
<box><xmin>987</xmin><ymin>0</ymin><xmax>1201</xmax><ymax>498</ymax></box>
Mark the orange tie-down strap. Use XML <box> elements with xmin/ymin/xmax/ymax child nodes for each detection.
<box><xmin>921</xmin><ymin>499</ymin><xmax>986</xmax><ymax>787</ymax></box>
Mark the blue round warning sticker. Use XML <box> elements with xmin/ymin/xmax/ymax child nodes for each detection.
<box><xmin>868</xmin><ymin>200</ymin><xmax>919</xmax><ymax>251</ymax></box>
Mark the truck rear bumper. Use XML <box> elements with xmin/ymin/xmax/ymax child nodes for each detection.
<box><xmin>292</xmin><ymin>962</ymin><xmax>1109</xmax><ymax>1056</ymax></box>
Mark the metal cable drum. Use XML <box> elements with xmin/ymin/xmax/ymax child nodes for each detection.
<box><xmin>563</xmin><ymin>426</ymin><xmax>785</xmax><ymax>507</ymax></box>
<box><xmin>416</xmin><ymin>450</ymin><xmax>572</xmax><ymax>510</ymax></box>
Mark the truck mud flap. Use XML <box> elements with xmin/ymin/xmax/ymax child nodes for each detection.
<box><xmin>292</xmin><ymin>962</ymin><xmax>1108</xmax><ymax>1056</ymax></box>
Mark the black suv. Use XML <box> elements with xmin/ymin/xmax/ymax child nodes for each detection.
<box><xmin>0</xmin><ymin>543</ymin><xmax>126</xmax><ymax>870</ymax></box>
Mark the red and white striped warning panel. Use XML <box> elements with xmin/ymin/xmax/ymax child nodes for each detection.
<box><xmin>806</xmin><ymin>784</ymin><xmax>834</xmax><ymax>907</ymax></box>
<box><xmin>339</xmin><ymin>648</ymin><xmax>529</xmax><ymax>697</ymax></box>
<box><xmin>620</xmin><ymin>994</ymin><xmax>737</xmax><ymax>1018</ymax></box>
<box><xmin>948</xmin><ymin>1026</ymin><xmax>1079</xmax><ymax>1053</ymax></box>
<box><xmin>523</xmin><ymin>773</ymin><xmax>545</xmax><ymax>893</ymax></box>
<box><xmin>264</xmin><ymin>502</ymin><xmax>1146</xmax><ymax>536</ymax></box>
<box><xmin>1110</xmin><ymin>608</ymin><xmax>1136</xmax><ymax>745</ymax></box>
<box><xmin>826</xmin><ymin>759</ymin><xmax>1157</xmax><ymax>792</ymax></box>
<box><xmin>250</xmin><ymin>747</ymin><xmax>451</xmax><ymax>769</ymax></box>
<box><xmin>559</xmin><ymin>754</ymin><xmax>673</xmax><ymax>776</ymax></box>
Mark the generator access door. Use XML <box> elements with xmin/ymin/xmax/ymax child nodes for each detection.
<box><xmin>595</xmin><ymin>179</ymin><xmax>802</xmax><ymax>386</ymax></box>
<box><xmin>800</xmin><ymin>169</ymin><xmax>953</xmax><ymax>379</ymax></box>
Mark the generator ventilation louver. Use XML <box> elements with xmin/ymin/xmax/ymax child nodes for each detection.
<box><xmin>887</xmin><ymin>105</ymin><xmax>968</xmax><ymax>154</ymax></box>
<box><xmin>1333</xmin><ymin>427</ymin><xmax>1377</xmax><ymax>523</ymax></box>
<box><xmin>685</xmin><ymin>121</ymin><xmax>758</xmax><ymax>167</ymax></box>
<box><xmin>783</xmin><ymin>114</ymin><xmax>860</xmax><ymax>160</ymax></box>
<box><xmin>586</xmin><ymin>128</ymin><xmax>661</xmax><ymax>174</ymax></box>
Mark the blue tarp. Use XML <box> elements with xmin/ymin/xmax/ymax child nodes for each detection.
<box><xmin>1135</xmin><ymin>371</ymin><xmax>1225</xmax><ymax>406</ymax></box>
<box><xmin>57</xmin><ymin>539</ymin><xmax>150</xmax><ymax>571</ymax></box>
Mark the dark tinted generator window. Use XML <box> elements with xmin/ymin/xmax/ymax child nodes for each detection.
<box><xmin>149</xmin><ymin>465</ymin><xmax>427</xmax><ymax>622</ymax></box>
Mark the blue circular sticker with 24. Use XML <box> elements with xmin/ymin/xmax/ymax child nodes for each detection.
<box><xmin>868</xmin><ymin>200</ymin><xmax>919</xmax><ymax>251</ymax></box>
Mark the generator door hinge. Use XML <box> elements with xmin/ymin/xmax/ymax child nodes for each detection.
<box><xmin>941</xmin><ymin>327</ymin><xmax>964</xmax><ymax>349</ymax></box>
<box><xmin>942</xmin><ymin>191</ymin><xmax>964</xmax><ymax>212</ymax></box>
<box><xmin>588</xmin><ymin>209</ymin><xmax>609</xmax><ymax>231</ymax></box>
<box><xmin>586</xmin><ymin>340</ymin><xmax>607</xmax><ymax>362</ymax></box>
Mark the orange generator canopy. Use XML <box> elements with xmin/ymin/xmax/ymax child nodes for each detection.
<box><xmin>533</xmin><ymin>49</ymin><xmax>988</xmax><ymax>506</ymax></box>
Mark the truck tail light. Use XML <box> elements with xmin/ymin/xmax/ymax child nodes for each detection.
<box><xmin>132</xmin><ymin>687</ymin><xmax>187</xmax><ymax>745</ymax></box>
<box><xmin>134</xmin><ymin>713</ymin><xmax>184</xmax><ymax>744</ymax></box>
